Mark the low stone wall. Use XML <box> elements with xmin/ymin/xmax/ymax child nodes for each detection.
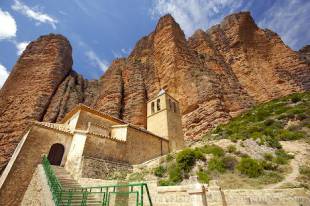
<box><xmin>21</xmin><ymin>165</ymin><xmax>54</xmax><ymax>206</ymax></box>
<box><xmin>78</xmin><ymin>178</ymin><xmax>310</xmax><ymax>206</ymax></box>
<box><xmin>81</xmin><ymin>156</ymin><xmax>133</xmax><ymax>179</ymax></box>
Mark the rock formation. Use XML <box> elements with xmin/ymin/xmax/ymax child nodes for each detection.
<box><xmin>0</xmin><ymin>12</ymin><xmax>309</xmax><ymax>172</ymax></box>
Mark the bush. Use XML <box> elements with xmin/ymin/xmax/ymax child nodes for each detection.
<box><xmin>260</xmin><ymin>160</ymin><xmax>278</xmax><ymax>171</ymax></box>
<box><xmin>202</xmin><ymin>144</ymin><xmax>225</xmax><ymax>157</ymax></box>
<box><xmin>168</xmin><ymin>165</ymin><xmax>183</xmax><ymax>184</ymax></box>
<box><xmin>176</xmin><ymin>148</ymin><xmax>203</xmax><ymax>173</ymax></box>
<box><xmin>222</xmin><ymin>156</ymin><xmax>238</xmax><ymax>170</ymax></box>
<box><xmin>291</xmin><ymin>95</ymin><xmax>301</xmax><ymax>103</ymax></box>
<box><xmin>237</xmin><ymin>158</ymin><xmax>263</xmax><ymax>178</ymax></box>
<box><xmin>264</xmin><ymin>119</ymin><xmax>275</xmax><ymax>126</ymax></box>
<box><xmin>263</xmin><ymin>153</ymin><xmax>273</xmax><ymax>161</ymax></box>
<box><xmin>265</xmin><ymin>136</ymin><xmax>282</xmax><ymax>149</ymax></box>
<box><xmin>273</xmin><ymin>149</ymin><xmax>294</xmax><ymax>165</ymax></box>
<box><xmin>197</xmin><ymin>170</ymin><xmax>210</xmax><ymax>183</ymax></box>
<box><xmin>276</xmin><ymin>130</ymin><xmax>305</xmax><ymax>141</ymax></box>
<box><xmin>299</xmin><ymin>166</ymin><xmax>310</xmax><ymax>177</ymax></box>
<box><xmin>158</xmin><ymin>179</ymin><xmax>172</xmax><ymax>186</ymax></box>
<box><xmin>154</xmin><ymin>165</ymin><xmax>166</xmax><ymax>177</ymax></box>
<box><xmin>166</xmin><ymin>154</ymin><xmax>174</xmax><ymax>162</ymax></box>
<box><xmin>208</xmin><ymin>157</ymin><xmax>226</xmax><ymax>173</ymax></box>
<box><xmin>227</xmin><ymin>145</ymin><xmax>237</xmax><ymax>153</ymax></box>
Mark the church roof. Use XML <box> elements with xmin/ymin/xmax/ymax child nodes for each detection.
<box><xmin>33</xmin><ymin>121</ymin><xmax>73</xmax><ymax>134</ymax></box>
<box><xmin>60</xmin><ymin>104</ymin><xmax>126</xmax><ymax>125</ymax></box>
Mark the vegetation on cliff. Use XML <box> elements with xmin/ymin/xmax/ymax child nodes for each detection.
<box><xmin>128</xmin><ymin>92</ymin><xmax>310</xmax><ymax>189</ymax></box>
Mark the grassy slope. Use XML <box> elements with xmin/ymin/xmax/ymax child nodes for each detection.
<box><xmin>205</xmin><ymin>92</ymin><xmax>310</xmax><ymax>147</ymax></box>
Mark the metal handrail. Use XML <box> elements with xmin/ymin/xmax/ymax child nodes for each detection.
<box><xmin>42</xmin><ymin>155</ymin><xmax>153</xmax><ymax>206</ymax></box>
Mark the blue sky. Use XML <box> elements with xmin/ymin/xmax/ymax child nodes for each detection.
<box><xmin>0</xmin><ymin>0</ymin><xmax>309</xmax><ymax>87</ymax></box>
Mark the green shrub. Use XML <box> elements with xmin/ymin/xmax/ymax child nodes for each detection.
<box><xmin>158</xmin><ymin>179</ymin><xmax>172</xmax><ymax>186</ymax></box>
<box><xmin>168</xmin><ymin>165</ymin><xmax>183</xmax><ymax>184</ymax></box>
<box><xmin>193</xmin><ymin>148</ymin><xmax>205</xmax><ymax>160</ymax></box>
<box><xmin>263</xmin><ymin>153</ymin><xmax>273</xmax><ymax>161</ymax></box>
<box><xmin>202</xmin><ymin>144</ymin><xmax>225</xmax><ymax>157</ymax></box>
<box><xmin>299</xmin><ymin>166</ymin><xmax>310</xmax><ymax>177</ymax></box>
<box><xmin>227</xmin><ymin>145</ymin><xmax>237</xmax><ymax>153</ymax></box>
<box><xmin>222</xmin><ymin>156</ymin><xmax>238</xmax><ymax>170</ymax></box>
<box><xmin>265</xmin><ymin>136</ymin><xmax>282</xmax><ymax>149</ymax></box>
<box><xmin>176</xmin><ymin>148</ymin><xmax>202</xmax><ymax>173</ymax></box>
<box><xmin>259</xmin><ymin>172</ymin><xmax>284</xmax><ymax>184</ymax></box>
<box><xmin>260</xmin><ymin>160</ymin><xmax>278</xmax><ymax>170</ymax></box>
<box><xmin>166</xmin><ymin>154</ymin><xmax>174</xmax><ymax>162</ymax></box>
<box><xmin>291</xmin><ymin>95</ymin><xmax>301</xmax><ymax>103</ymax></box>
<box><xmin>273</xmin><ymin>149</ymin><xmax>294</xmax><ymax>165</ymax></box>
<box><xmin>264</xmin><ymin>119</ymin><xmax>275</xmax><ymax>126</ymax></box>
<box><xmin>208</xmin><ymin>157</ymin><xmax>226</xmax><ymax>173</ymax></box>
<box><xmin>276</xmin><ymin>130</ymin><xmax>305</xmax><ymax>141</ymax></box>
<box><xmin>154</xmin><ymin>165</ymin><xmax>166</xmax><ymax>177</ymax></box>
<box><xmin>237</xmin><ymin>158</ymin><xmax>263</xmax><ymax>178</ymax></box>
<box><xmin>197</xmin><ymin>170</ymin><xmax>210</xmax><ymax>183</ymax></box>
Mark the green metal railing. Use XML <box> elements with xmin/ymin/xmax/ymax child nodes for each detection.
<box><xmin>42</xmin><ymin>156</ymin><xmax>153</xmax><ymax>206</ymax></box>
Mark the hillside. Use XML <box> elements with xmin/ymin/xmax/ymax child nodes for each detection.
<box><xmin>0</xmin><ymin>11</ymin><xmax>309</xmax><ymax>172</ymax></box>
<box><xmin>128</xmin><ymin>92</ymin><xmax>310</xmax><ymax>189</ymax></box>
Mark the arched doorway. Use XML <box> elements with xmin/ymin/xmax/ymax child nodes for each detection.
<box><xmin>47</xmin><ymin>143</ymin><xmax>65</xmax><ymax>165</ymax></box>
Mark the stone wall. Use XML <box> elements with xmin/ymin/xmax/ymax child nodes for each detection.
<box><xmin>21</xmin><ymin>165</ymin><xmax>54</xmax><ymax>206</ymax></box>
<box><xmin>78</xmin><ymin>178</ymin><xmax>310</xmax><ymax>206</ymax></box>
<box><xmin>81</xmin><ymin>156</ymin><xmax>132</xmax><ymax>180</ymax></box>
<box><xmin>125</xmin><ymin>126</ymin><xmax>169</xmax><ymax>164</ymax></box>
<box><xmin>0</xmin><ymin>126</ymin><xmax>72</xmax><ymax>206</ymax></box>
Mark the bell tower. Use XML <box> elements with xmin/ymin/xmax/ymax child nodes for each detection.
<box><xmin>147</xmin><ymin>89</ymin><xmax>184</xmax><ymax>151</ymax></box>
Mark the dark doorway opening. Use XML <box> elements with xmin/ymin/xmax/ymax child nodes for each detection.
<box><xmin>47</xmin><ymin>143</ymin><xmax>65</xmax><ymax>165</ymax></box>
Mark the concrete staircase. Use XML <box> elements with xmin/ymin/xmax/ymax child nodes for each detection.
<box><xmin>51</xmin><ymin>166</ymin><xmax>104</xmax><ymax>206</ymax></box>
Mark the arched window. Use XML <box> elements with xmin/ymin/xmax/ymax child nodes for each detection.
<box><xmin>151</xmin><ymin>102</ymin><xmax>155</xmax><ymax>114</ymax></box>
<box><xmin>47</xmin><ymin>143</ymin><xmax>65</xmax><ymax>165</ymax></box>
<box><xmin>157</xmin><ymin>99</ymin><xmax>161</xmax><ymax>111</ymax></box>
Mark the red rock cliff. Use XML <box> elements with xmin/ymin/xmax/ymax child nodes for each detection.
<box><xmin>0</xmin><ymin>12</ymin><xmax>309</xmax><ymax>172</ymax></box>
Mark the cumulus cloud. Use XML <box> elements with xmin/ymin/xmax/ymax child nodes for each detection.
<box><xmin>16</xmin><ymin>41</ymin><xmax>30</xmax><ymax>55</ymax></box>
<box><xmin>150</xmin><ymin>0</ymin><xmax>243</xmax><ymax>36</ymax></box>
<box><xmin>0</xmin><ymin>64</ymin><xmax>9</xmax><ymax>88</ymax></box>
<box><xmin>0</xmin><ymin>8</ymin><xmax>17</xmax><ymax>40</ymax></box>
<box><xmin>12</xmin><ymin>0</ymin><xmax>58</xmax><ymax>29</ymax></box>
<box><xmin>85</xmin><ymin>50</ymin><xmax>108</xmax><ymax>72</ymax></box>
<box><xmin>258</xmin><ymin>0</ymin><xmax>310</xmax><ymax>50</ymax></box>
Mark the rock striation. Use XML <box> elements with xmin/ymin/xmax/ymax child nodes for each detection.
<box><xmin>0</xmin><ymin>12</ymin><xmax>309</xmax><ymax>172</ymax></box>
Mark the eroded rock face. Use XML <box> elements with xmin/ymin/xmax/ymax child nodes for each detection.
<box><xmin>0</xmin><ymin>12</ymin><xmax>309</xmax><ymax>172</ymax></box>
<box><xmin>0</xmin><ymin>34</ymin><xmax>99</xmax><ymax>172</ymax></box>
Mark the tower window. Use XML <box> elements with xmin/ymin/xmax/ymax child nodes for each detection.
<box><xmin>169</xmin><ymin>99</ymin><xmax>173</xmax><ymax>111</ymax></box>
<box><xmin>151</xmin><ymin>102</ymin><xmax>155</xmax><ymax>114</ymax></box>
<box><xmin>157</xmin><ymin>99</ymin><xmax>161</xmax><ymax>111</ymax></box>
<box><xmin>173</xmin><ymin>102</ymin><xmax>177</xmax><ymax>113</ymax></box>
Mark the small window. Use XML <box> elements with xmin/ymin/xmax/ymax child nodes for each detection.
<box><xmin>157</xmin><ymin>99</ymin><xmax>161</xmax><ymax>111</ymax></box>
<box><xmin>173</xmin><ymin>102</ymin><xmax>177</xmax><ymax>113</ymax></box>
<box><xmin>151</xmin><ymin>102</ymin><xmax>155</xmax><ymax>114</ymax></box>
<box><xmin>169</xmin><ymin>99</ymin><xmax>173</xmax><ymax>111</ymax></box>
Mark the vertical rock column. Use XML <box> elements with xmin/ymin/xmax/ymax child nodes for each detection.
<box><xmin>0</xmin><ymin>34</ymin><xmax>73</xmax><ymax>172</ymax></box>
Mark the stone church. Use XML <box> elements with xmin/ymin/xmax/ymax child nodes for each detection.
<box><xmin>0</xmin><ymin>90</ymin><xmax>184</xmax><ymax>205</ymax></box>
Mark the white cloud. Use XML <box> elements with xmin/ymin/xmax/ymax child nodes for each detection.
<box><xmin>0</xmin><ymin>64</ymin><xmax>9</xmax><ymax>88</ymax></box>
<box><xmin>85</xmin><ymin>50</ymin><xmax>108</xmax><ymax>72</ymax></box>
<box><xmin>112</xmin><ymin>48</ymin><xmax>131</xmax><ymax>58</ymax></box>
<box><xmin>150</xmin><ymin>0</ymin><xmax>243</xmax><ymax>36</ymax></box>
<box><xmin>12</xmin><ymin>0</ymin><xmax>58</xmax><ymax>29</ymax></box>
<box><xmin>258</xmin><ymin>0</ymin><xmax>310</xmax><ymax>50</ymax></box>
<box><xmin>0</xmin><ymin>8</ymin><xmax>17</xmax><ymax>40</ymax></box>
<box><xmin>16</xmin><ymin>41</ymin><xmax>30</xmax><ymax>55</ymax></box>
